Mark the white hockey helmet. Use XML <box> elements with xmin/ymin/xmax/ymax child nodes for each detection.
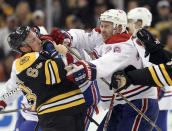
<box><xmin>99</xmin><ymin>9</ymin><xmax>127</xmax><ymax>33</ymax></box>
<box><xmin>127</xmin><ymin>7</ymin><xmax>152</xmax><ymax>27</ymax></box>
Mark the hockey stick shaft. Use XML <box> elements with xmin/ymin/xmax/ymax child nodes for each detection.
<box><xmin>103</xmin><ymin>93</ymin><xmax>116</xmax><ymax>131</ymax></box>
<box><xmin>0</xmin><ymin>108</ymin><xmax>31</xmax><ymax>114</ymax></box>
<box><xmin>65</xmin><ymin>45</ymin><xmax>161</xmax><ymax>131</ymax></box>
<box><xmin>86</xmin><ymin>114</ymin><xmax>100</xmax><ymax>127</ymax></box>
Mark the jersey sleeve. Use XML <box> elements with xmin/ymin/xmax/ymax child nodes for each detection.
<box><xmin>44</xmin><ymin>58</ymin><xmax>66</xmax><ymax>85</ymax></box>
<box><xmin>127</xmin><ymin>62</ymin><xmax>172</xmax><ymax>88</ymax></box>
<box><xmin>0</xmin><ymin>60</ymin><xmax>23</xmax><ymax>104</ymax></box>
<box><xmin>68</xmin><ymin>29</ymin><xmax>103</xmax><ymax>51</ymax></box>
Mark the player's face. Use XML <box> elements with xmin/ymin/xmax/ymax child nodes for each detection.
<box><xmin>128</xmin><ymin>19</ymin><xmax>142</xmax><ymax>34</ymax></box>
<box><xmin>100</xmin><ymin>21</ymin><xmax>114</xmax><ymax>41</ymax></box>
<box><xmin>25</xmin><ymin>31</ymin><xmax>43</xmax><ymax>52</ymax></box>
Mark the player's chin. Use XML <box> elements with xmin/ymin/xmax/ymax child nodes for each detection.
<box><xmin>37</xmin><ymin>46</ymin><xmax>43</xmax><ymax>52</ymax></box>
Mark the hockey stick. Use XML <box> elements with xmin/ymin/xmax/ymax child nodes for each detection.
<box><xmin>86</xmin><ymin>114</ymin><xmax>100</xmax><ymax>127</ymax></box>
<box><xmin>65</xmin><ymin>45</ymin><xmax>161</xmax><ymax>131</ymax></box>
<box><xmin>103</xmin><ymin>93</ymin><xmax>116</xmax><ymax>131</ymax></box>
<box><xmin>0</xmin><ymin>108</ymin><xmax>31</xmax><ymax>114</ymax></box>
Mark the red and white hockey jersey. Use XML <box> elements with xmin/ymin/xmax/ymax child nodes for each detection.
<box><xmin>69</xmin><ymin>28</ymin><xmax>158</xmax><ymax>109</ymax></box>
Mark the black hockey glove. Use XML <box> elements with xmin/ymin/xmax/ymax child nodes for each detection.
<box><xmin>110</xmin><ymin>65</ymin><xmax>136</xmax><ymax>92</ymax></box>
<box><xmin>136</xmin><ymin>29</ymin><xmax>163</xmax><ymax>57</ymax></box>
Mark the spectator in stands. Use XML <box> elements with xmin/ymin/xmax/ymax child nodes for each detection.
<box><xmin>164</xmin><ymin>33</ymin><xmax>172</xmax><ymax>53</ymax></box>
<box><xmin>0</xmin><ymin>14</ymin><xmax>18</xmax><ymax>59</ymax></box>
<box><xmin>65</xmin><ymin>14</ymin><xmax>84</xmax><ymax>30</ymax></box>
<box><xmin>154</xmin><ymin>0</ymin><xmax>170</xmax><ymax>31</ymax></box>
<box><xmin>94</xmin><ymin>1</ymin><xmax>108</xmax><ymax>27</ymax></box>
<box><xmin>31</xmin><ymin>10</ymin><xmax>45</xmax><ymax>27</ymax></box>
<box><xmin>15</xmin><ymin>1</ymin><xmax>32</xmax><ymax>26</ymax></box>
<box><xmin>126</xmin><ymin>0</ymin><xmax>138</xmax><ymax>12</ymax></box>
<box><xmin>160</xmin><ymin>14</ymin><xmax>172</xmax><ymax>46</ymax></box>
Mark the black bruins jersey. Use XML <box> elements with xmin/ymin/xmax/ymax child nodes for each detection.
<box><xmin>15</xmin><ymin>52</ymin><xmax>86</xmax><ymax>116</ymax></box>
<box><xmin>127</xmin><ymin>61</ymin><xmax>172</xmax><ymax>88</ymax></box>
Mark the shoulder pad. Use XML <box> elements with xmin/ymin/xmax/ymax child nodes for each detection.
<box><xmin>15</xmin><ymin>52</ymin><xmax>39</xmax><ymax>73</ymax></box>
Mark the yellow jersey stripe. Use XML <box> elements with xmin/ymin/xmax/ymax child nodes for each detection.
<box><xmin>38</xmin><ymin>99</ymin><xmax>85</xmax><ymax>115</ymax></box>
<box><xmin>160</xmin><ymin>64</ymin><xmax>172</xmax><ymax>85</ymax></box>
<box><xmin>45</xmin><ymin>59</ymin><xmax>51</xmax><ymax>84</ymax></box>
<box><xmin>50</xmin><ymin>61</ymin><xmax>61</xmax><ymax>83</ymax></box>
<box><xmin>148</xmin><ymin>66</ymin><xmax>163</xmax><ymax>87</ymax></box>
<box><xmin>37</xmin><ymin>89</ymin><xmax>82</xmax><ymax>111</ymax></box>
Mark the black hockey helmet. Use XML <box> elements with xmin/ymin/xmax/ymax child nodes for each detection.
<box><xmin>7</xmin><ymin>26</ymin><xmax>31</xmax><ymax>53</ymax></box>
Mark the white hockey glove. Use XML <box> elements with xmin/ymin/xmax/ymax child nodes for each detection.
<box><xmin>66</xmin><ymin>60</ymin><xmax>96</xmax><ymax>87</ymax></box>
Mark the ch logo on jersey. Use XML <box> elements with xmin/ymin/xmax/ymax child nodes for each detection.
<box><xmin>20</xmin><ymin>56</ymin><xmax>30</xmax><ymax>65</ymax></box>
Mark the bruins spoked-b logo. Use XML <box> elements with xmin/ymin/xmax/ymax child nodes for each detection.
<box><xmin>20</xmin><ymin>56</ymin><xmax>30</xmax><ymax>65</ymax></box>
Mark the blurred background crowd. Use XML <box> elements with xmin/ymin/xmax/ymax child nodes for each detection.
<box><xmin>0</xmin><ymin>0</ymin><xmax>172</xmax><ymax>82</ymax></box>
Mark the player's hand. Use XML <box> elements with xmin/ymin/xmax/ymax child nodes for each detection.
<box><xmin>136</xmin><ymin>29</ymin><xmax>162</xmax><ymax>57</ymax></box>
<box><xmin>50</xmin><ymin>28</ymin><xmax>72</xmax><ymax>46</ymax></box>
<box><xmin>0</xmin><ymin>100</ymin><xmax>7</xmax><ymax>111</ymax></box>
<box><xmin>65</xmin><ymin>60</ymin><xmax>96</xmax><ymax>86</ymax></box>
<box><xmin>110</xmin><ymin>65</ymin><xmax>135</xmax><ymax>92</ymax></box>
<box><xmin>53</xmin><ymin>44</ymin><xmax>68</xmax><ymax>56</ymax></box>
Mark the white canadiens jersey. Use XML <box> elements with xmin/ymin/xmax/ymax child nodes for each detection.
<box><xmin>69</xmin><ymin>29</ymin><xmax>157</xmax><ymax>109</ymax></box>
<box><xmin>133</xmin><ymin>38</ymin><xmax>172</xmax><ymax>110</ymax></box>
<box><xmin>0</xmin><ymin>60</ymin><xmax>38</xmax><ymax>121</ymax></box>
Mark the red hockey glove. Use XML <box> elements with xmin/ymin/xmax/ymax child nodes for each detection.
<box><xmin>66</xmin><ymin>60</ymin><xmax>96</xmax><ymax>86</ymax></box>
<box><xmin>50</xmin><ymin>28</ymin><xmax>72</xmax><ymax>46</ymax></box>
<box><xmin>0</xmin><ymin>100</ymin><xmax>7</xmax><ymax>111</ymax></box>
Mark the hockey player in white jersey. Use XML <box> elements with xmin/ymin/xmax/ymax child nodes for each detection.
<box><xmin>127</xmin><ymin>7</ymin><xmax>172</xmax><ymax>131</ymax></box>
<box><xmin>55</xmin><ymin>9</ymin><xmax>158</xmax><ymax>131</ymax></box>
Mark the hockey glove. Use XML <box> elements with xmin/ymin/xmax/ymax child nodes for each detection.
<box><xmin>50</xmin><ymin>28</ymin><xmax>72</xmax><ymax>46</ymax></box>
<box><xmin>66</xmin><ymin>60</ymin><xmax>96</xmax><ymax>86</ymax></box>
<box><xmin>0</xmin><ymin>100</ymin><xmax>7</xmax><ymax>111</ymax></box>
<box><xmin>42</xmin><ymin>39</ymin><xmax>58</xmax><ymax>58</ymax></box>
<box><xmin>136</xmin><ymin>29</ymin><xmax>163</xmax><ymax>57</ymax></box>
<box><xmin>110</xmin><ymin>65</ymin><xmax>136</xmax><ymax>92</ymax></box>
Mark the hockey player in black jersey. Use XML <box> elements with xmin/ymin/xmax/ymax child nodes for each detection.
<box><xmin>6</xmin><ymin>26</ymin><xmax>96</xmax><ymax>131</ymax></box>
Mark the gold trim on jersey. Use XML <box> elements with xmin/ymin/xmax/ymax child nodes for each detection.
<box><xmin>160</xmin><ymin>64</ymin><xmax>172</xmax><ymax>85</ymax></box>
<box><xmin>36</xmin><ymin>89</ymin><xmax>85</xmax><ymax>115</ymax></box>
<box><xmin>45</xmin><ymin>59</ymin><xmax>51</xmax><ymax>84</ymax></box>
<box><xmin>148</xmin><ymin>66</ymin><xmax>163</xmax><ymax>87</ymax></box>
<box><xmin>50</xmin><ymin>61</ymin><xmax>61</xmax><ymax>83</ymax></box>
<box><xmin>45</xmin><ymin>59</ymin><xmax>61</xmax><ymax>85</ymax></box>
<box><xmin>16</xmin><ymin>52</ymin><xmax>37</xmax><ymax>73</ymax></box>
<box><xmin>38</xmin><ymin>99</ymin><xmax>85</xmax><ymax>115</ymax></box>
<box><xmin>18</xmin><ymin>84</ymin><xmax>37</xmax><ymax>110</ymax></box>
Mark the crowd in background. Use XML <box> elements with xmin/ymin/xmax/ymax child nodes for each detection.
<box><xmin>0</xmin><ymin>0</ymin><xmax>172</xmax><ymax>81</ymax></box>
